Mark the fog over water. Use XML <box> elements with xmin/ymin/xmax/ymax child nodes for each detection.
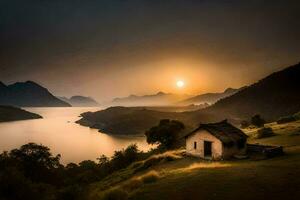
<box><xmin>0</xmin><ymin>107</ymin><xmax>152</xmax><ymax>164</ymax></box>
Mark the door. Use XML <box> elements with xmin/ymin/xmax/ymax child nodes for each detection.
<box><xmin>204</xmin><ymin>141</ymin><xmax>212</xmax><ymax>157</ymax></box>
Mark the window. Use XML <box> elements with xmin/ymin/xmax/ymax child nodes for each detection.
<box><xmin>194</xmin><ymin>141</ymin><xmax>197</xmax><ymax>149</ymax></box>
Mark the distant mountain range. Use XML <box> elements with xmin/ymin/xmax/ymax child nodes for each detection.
<box><xmin>179</xmin><ymin>87</ymin><xmax>246</xmax><ymax>105</ymax></box>
<box><xmin>58</xmin><ymin>96</ymin><xmax>99</xmax><ymax>107</ymax></box>
<box><xmin>0</xmin><ymin>81</ymin><xmax>71</xmax><ymax>107</ymax></box>
<box><xmin>111</xmin><ymin>92</ymin><xmax>191</xmax><ymax>106</ymax></box>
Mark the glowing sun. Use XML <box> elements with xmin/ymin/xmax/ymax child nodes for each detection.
<box><xmin>176</xmin><ymin>80</ymin><xmax>185</xmax><ymax>88</ymax></box>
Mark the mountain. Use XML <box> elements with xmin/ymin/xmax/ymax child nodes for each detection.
<box><xmin>59</xmin><ymin>96</ymin><xmax>99</xmax><ymax>107</ymax></box>
<box><xmin>111</xmin><ymin>92</ymin><xmax>191</xmax><ymax>106</ymax></box>
<box><xmin>197</xmin><ymin>63</ymin><xmax>300</xmax><ymax>121</ymax></box>
<box><xmin>0</xmin><ymin>81</ymin><xmax>71</xmax><ymax>107</ymax></box>
<box><xmin>179</xmin><ymin>87</ymin><xmax>245</xmax><ymax>105</ymax></box>
<box><xmin>0</xmin><ymin>105</ymin><xmax>42</xmax><ymax>122</ymax></box>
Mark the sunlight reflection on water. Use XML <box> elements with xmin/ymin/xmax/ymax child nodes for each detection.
<box><xmin>0</xmin><ymin>107</ymin><xmax>153</xmax><ymax>164</ymax></box>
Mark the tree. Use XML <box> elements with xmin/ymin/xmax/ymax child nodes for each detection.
<box><xmin>145</xmin><ymin>119</ymin><xmax>185</xmax><ymax>148</ymax></box>
<box><xmin>251</xmin><ymin>114</ymin><xmax>265</xmax><ymax>127</ymax></box>
<box><xmin>8</xmin><ymin>143</ymin><xmax>62</xmax><ymax>183</ymax></box>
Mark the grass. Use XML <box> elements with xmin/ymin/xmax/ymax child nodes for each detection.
<box><xmin>137</xmin><ymin>170</ymin><xmax>160</xmax><ymax>183</ymax></box>
<box><xmin>90</xmin><ymin>120</ymin><xmax>300</xmax><ymax>200</ymax></box>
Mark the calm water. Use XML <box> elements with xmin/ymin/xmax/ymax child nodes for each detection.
<box><xmin>0</xmin><ymin>107</ymin><xmax>152</xmax><ymax>164</ymax></box>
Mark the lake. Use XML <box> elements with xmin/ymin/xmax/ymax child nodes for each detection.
<box><xmin>0</xmin><ymin>107</ymin><xmax>153</xmax><ymax>164</ymax></box>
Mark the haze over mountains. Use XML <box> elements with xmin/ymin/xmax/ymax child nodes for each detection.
<box><xmin>179</xmin><ymin>87</ymin><xmax>245</xmax><ymax>105</ymax></box>
<box><xmin>59</xmin><ymin>96</ymin><xmax>99</xmax><ymax>107</ymax></box>
<box><xmin>77</xmin><ymin>62</ymin><xmax>300</xmax><ymax>135</ymax></box>
<box><xmin>111</xmin><ymin>87</ymin><xmax>245</xmax><ymax>107</ymax></box>
<box><xmin>111</xmin><ymin>92</ymin><xmax>191</xmax><ymax>106</ymax></box>
<box><xmin>0</xmin><ymin>81</ymin><xmax>70</xmax><ymax>107</ymax></box>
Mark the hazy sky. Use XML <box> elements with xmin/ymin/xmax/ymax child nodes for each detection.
<box><xmin>1</xmin><ymin>0</ymin><xmax>299</xmax><ymax>101</ymax></box>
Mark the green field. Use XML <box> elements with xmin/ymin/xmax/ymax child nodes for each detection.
<box><xmin>90</xmin><ymin>120</ymin><xmax>300</xmax><ymax>200</ymax></box>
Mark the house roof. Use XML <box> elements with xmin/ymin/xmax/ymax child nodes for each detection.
<box><xmin>185</xmin><ymin>120</ymin><xmax>248</xmax><ymax>145</ymax></box>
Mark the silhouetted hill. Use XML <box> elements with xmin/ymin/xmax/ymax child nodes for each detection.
<box><xmin>75</xmin><ymin>106</ymin><xmax>217</xmax><ymax>135</ymax></box>
<box><xmin>0</xmin><ymin>81</ymin><xmax>71</xmax><ymax>107</ymax></box>
<box><xmin>76</xmin><ymin>107</ymin><xmax>185</xmax><ymax>135</ymax></box>
<box><xmin>58</xmin><ymin>96</ymin><xmax>99</xmax><ymax>107</ymax></box>
<box><xmin>179</xmin><ymin>87</ymin><xmax>245</xmax><ymax>105</ymax></box>
<box><xmin>111</xmin><ymin>92</ymin><xmax>191</xmax><ymax>106</ymax></box>
<box><xmin>198</xmin><ymin>63</ymin><xmax>300</xmax><ymax>121</ymax></box>
<box><xmin>0</xmin><ymin>105</ymin><xmax>42</xmax><ymax>122</ymax></box>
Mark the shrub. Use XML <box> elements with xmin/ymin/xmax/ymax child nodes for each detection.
<box><xmin>99</xmin><ymin>188</ymin><xmax>128</xmax><ymax>200</ymax></box>
<box><xmin>110</xmin><ymin>144</ymin><xmax>139</xmax><ymax>171</ymax></box>
<box><xmin>251</xmin><ymin>115</ymin><xmax>265</xmax><ymax>127</ymax></box>
<box><xmin>254</xmin><ymin>127</ymin><xmax>275</xmax><ymax>139</ymax></box>
<box><xmin>139</xmin><ymin>171</ymin><xmax>160</xmax><ymax>184</ymax></box>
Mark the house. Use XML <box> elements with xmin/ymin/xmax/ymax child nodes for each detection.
<box><xmin>185</xmin><ymin>120</ymin><xmax>248</xmax><ymax>160</ymax></box>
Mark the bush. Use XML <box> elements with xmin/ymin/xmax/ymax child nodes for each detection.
<box><xmin>251</xmin><ymin>115</ymin><xmax>265</xmax><ymax>127</ymax></box>
<box><xmin>254</xmin><ymin>127</ymin><xmax>275</xmax><ymax>139</ymax></box>
<box><xmin>110</xmin><ymin>144</ymin><xmax>139</xmax><ymax>171</ymax></box>
<box><xmin>99</xmin><ymin>188</ymin><xmax>128</xmax><ymax>200</ymax></box>
<box><xmin>139</xmin><ymin>171</ymin><xmax>160</xmax><ymax>184</ymax></box>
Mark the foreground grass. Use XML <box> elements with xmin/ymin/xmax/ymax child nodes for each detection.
<box><xmin>90</xmin><ymin>120</ymin><xmax>300</xmax><ymax>200</ymax></box>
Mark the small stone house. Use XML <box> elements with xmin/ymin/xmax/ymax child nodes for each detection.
<box><xmin>185</xmin><ymin>120</ymin><xmax>248</xmax><ymax>160</ymax></box>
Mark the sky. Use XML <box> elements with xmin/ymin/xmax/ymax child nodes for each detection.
<box><xmin>0</xmin><ymin>0</ymin><xmax>300</xmax><ymax>102</ymax></box>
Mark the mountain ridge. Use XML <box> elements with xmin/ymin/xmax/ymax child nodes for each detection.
<box><xmin>59</xmin><ymin>95</ymin><xmax>99</xmax><ymax>107</ymax></box>
<box><xmin>179</xmin><ymin>87</ymin><xmax>246</xmax><ymax>105</ymax></box>
<box><xmin>111</xmin><ymin>91</ymin><xmax>191</xmax><ymax>106</ymax></box>
<box><xmin>0</xmin><ymin>81</ymin><xmax>71</xmax><ymax>107</ymax></box>
<box><xmin>197</xmin><ymin>62</ymin><xmax>300</xmax><ymax>121</ymax></box>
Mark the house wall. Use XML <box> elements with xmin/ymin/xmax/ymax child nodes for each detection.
<box><xmin>186</xmin><ymin>130</ymin><xmax>223</xmax><ymax>159</ymax></box>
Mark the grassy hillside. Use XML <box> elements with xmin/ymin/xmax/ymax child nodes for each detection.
<box><xmin>0</xmin><ymin>105</ymin><xmax>42</xmax><ymax>122</ymax></box>
<box><xmin>89</xmin><ymin>120</ymin><xmax>300</xmax><ymax>200</ymax></box>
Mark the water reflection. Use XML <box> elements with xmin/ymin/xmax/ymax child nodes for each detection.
<box><xmin>0</xmin><ymin>107</ymin><xmax>152</xmax><ymax>164</ymax></box>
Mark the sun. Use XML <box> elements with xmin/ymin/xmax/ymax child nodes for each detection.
<box><xmin>176</xmin><ymin>80</ymin><xmax>185</xmax><ymax>88</ymax></box>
